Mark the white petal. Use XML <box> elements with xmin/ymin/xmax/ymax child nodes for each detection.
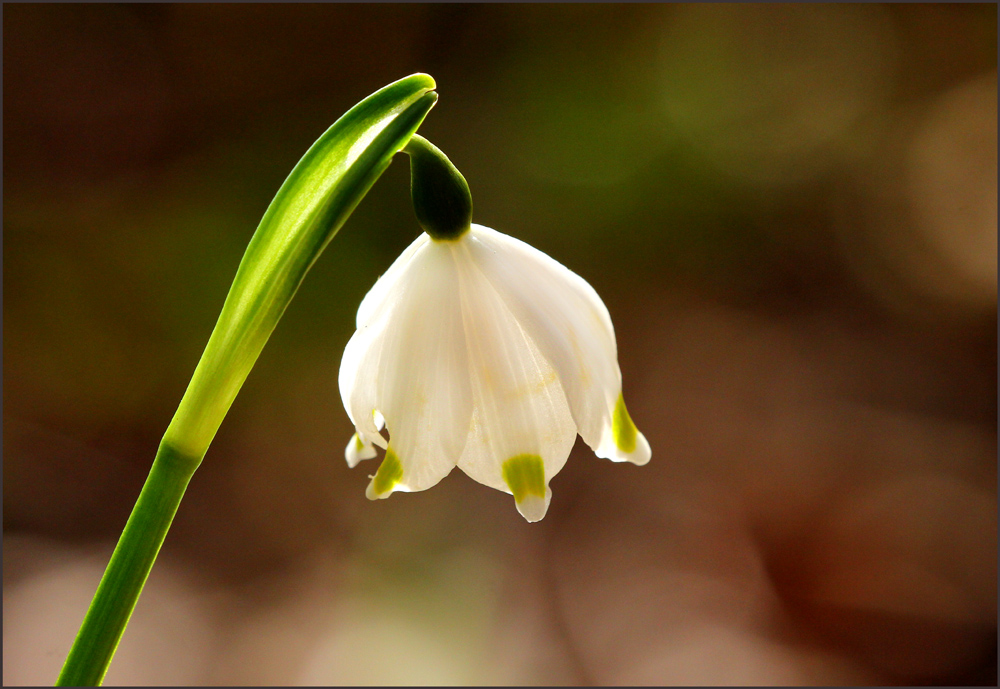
<box><xmin>466</xmin><ymin>224</ymin><xmax>649</xmax><ymax>466</ymax></box>
<box><xmin>355</xmin><ymin>232</ymin><xmax>431</xmax><ymax>328</ymax></box>
<box><xmin>352</xmin><ymin>240</ymin><xmax>473</xmax><ymax>498</ymax></box>
<box><xmin>344</xmin><ymin>432</ymin><xmax>377</xmax><ymax>468</ymax></box>
<box><xmin>515</xmin><ymin>488</ymin><xmax>552</xmax><ymax>523</ymax></box>
<box><xmin>595</xmin><ymin>394</ymin><xmax>651</xmax><ymax>466</ymax></box>
<box><xmin>452</xmin><ymin>240</ymin><xmax>577</xmax><ymax>522</ymax></box>
<box><xmin>338</xmin><ymin>319</ymin><xmax>389</xmax><ymax>449</ymax></box>
<box><xmin>338</xmin><ymin>239</ymin><xmax>434</xmax><ymax>454</ymax></box>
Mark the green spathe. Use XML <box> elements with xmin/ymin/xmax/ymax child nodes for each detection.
<box><xmin>58</xmin><ymin>74</ymin><xmax>438</xmax><ymax>687</ymax></box>
<box><xmin>502</xmin><ymin>453</ymin><xmax>547</xmax><ymax>503</ymax></box>
<box><xmin>164</xmin><ymin>75</ymin><xmax>437</xmax><ymax>462</ymax></box>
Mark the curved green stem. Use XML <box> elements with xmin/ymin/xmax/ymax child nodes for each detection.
<box><xmin>56</xmin><ymin>74</ymin><xmax>438</xmax><ymax>686</ymax></box>
<box><xmin>56</xmin><ymin>443</ymin><xmax>199</xmax><ymax>686</ymax></box>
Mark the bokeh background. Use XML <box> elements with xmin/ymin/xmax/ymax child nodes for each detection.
<box><xmin>4</xmin><ymin>4</ymin><xmax>997</xmax><ymax>685</ymax></box>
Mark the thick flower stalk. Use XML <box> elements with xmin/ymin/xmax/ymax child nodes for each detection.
<box><xmin>340</xmin><ymin>135</ymin><xmax>650</xmax><ymax>522</ymax></box>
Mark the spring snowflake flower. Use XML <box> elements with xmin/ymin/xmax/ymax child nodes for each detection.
<box><xmin>339</xmin><ymin>223</ymin><xmax>650</xmax><ymax>522</ymax></box>
<box><xmin>338</xmin><ymin>135</ymin><xmax>649</xmax><ymax>522</ymax></box>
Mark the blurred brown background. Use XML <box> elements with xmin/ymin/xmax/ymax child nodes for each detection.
<box><xmin>3</xmin><ymin>4</ymin><xmax>997</xmax><ymax>685</ymax></box>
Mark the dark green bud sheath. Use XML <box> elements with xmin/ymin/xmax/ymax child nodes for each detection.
<box><xmin>402</xmin><ymin>134</ymin><xmax>472</xmax><ymax>241</ymax></box>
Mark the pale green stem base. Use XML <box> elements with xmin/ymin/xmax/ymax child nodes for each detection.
<box><xmin>56</xmin><ymin>443</ymin><xmax>201</xmax><ymax>687</ymax></box>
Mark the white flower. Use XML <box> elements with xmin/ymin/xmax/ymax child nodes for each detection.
<box><xmin>339</xmin><ymin>224</ymin><xmax>650</xmax><ymax>522</ymax></box>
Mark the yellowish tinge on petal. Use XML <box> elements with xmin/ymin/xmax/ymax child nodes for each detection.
<box><xmin>345</xmin><ymin>432</ymin><xmax>377</xmax><ymax>468</ymax></box>
<box><xmin>502</xmin><ymin>454</ymin><xmax>550</xmax><ymax>522</ymax></box>
<box><xmin>612</xmin><ymin>393</ymin><xmax>638</xmax><ymax>453</ymax></box>
<box><xmin>606</xmin><ymin>393</ymin><xmax>651</xmax><ymax>466</ymax></box>
<box><xmin>502</xmin><ymin>454</ymin><xmax>546</xmax><ymax>501</ymax></box>
<box><xmin>366</xmin><ymin>446</ymin><xmax>403</xmax><ymax>500</ymax></box>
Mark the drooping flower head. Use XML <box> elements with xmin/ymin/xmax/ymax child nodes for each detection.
<box><xmin>339</xmin><ymin>136</ymin><xmax>649</xmax><ymax>522</ymax></box>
